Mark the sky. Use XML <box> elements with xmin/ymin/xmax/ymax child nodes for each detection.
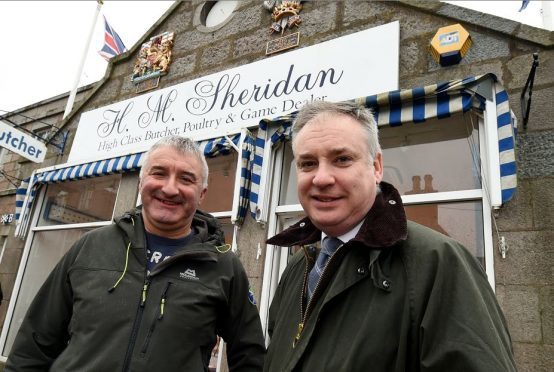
<box><xmin>0</xmin><ymin>1</ymin><xmax>174</xmax><ymax>113</ymax></box>
<box><xmin>0</xmin><ymin>1</ymin><xmax>549</xmax><ymax>114</ymax></box>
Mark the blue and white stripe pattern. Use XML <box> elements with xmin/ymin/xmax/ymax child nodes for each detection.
<box><xmin>356</xmin><ymin>75</ymin><xmax>486</xmax><ymax>126</ymax></box>
<box><xmin>199</xmin><ymin>134</ymin><xmax>240</xmax><ymax>158</ymax></box>
<box><xmin>250</xmin><ymin>115</ymin><xmax>295</xmax><ymax>220</ymax></box>
<box><xmin>250</xmin><ymin>74</ymin><xmax>517</xmax><ymax>223</ymax></box>
<box><xmin>236</xmin><ymin>130</ymin><xmax>256</xmax><ymax>225</ymax></box>
<box><xmin>15</xmin><ymin>134</ymin><xmax>250</xmax><ymax>237</ymax></box>
<box><xmin>495</xmin><ymin>87</ymin><xmax>517</xmax><ymax>202</ymax></box>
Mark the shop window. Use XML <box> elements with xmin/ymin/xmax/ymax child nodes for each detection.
<box><xmin>37</xmin><ymin>174</ymin><xmax>121</xmax><ymax>226</ymax></box>
<box><xmin>405</xmin><ymin>201</ymin><xmax>484</xmax><ymax>263</ymax></box>
<box><xmin>2</xmin><ymin>228</ymin><xmax>93</xmax><ymax>355</ymax></box>
<box><xmin>1</xmin><ymin>134</ymin><xmax>243</xmax><ymax>365</ymax></box>
<box><xmin>381</xmin><ymin>117</ymin><xmax>481</xmax><ymax>194</ymax></box>
<box><xmin>202</xmin><ymin>152</ymin><xmax>237</xmax><ymax>214</ymax></box>
<box><xmin>1</xmin><ymin>175</ymin><xmax>122</xmax><ymax>357</ymax></box>
<box><xmin>260</xmin><ymin>111</ymin><xmax>494</xmax><ymax>338</ymax></box>
<box><xmin>199</xmin><ymin>153</ymin><xmax>238</xmax><ymax>372</ymax></box>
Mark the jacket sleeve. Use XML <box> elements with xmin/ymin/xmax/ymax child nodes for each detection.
<box><xmin>219</xmin><ymin>253</ymin><xmax>265</xmax><ymax>372</ymax></box>
<box><xmin>5</xmin><ymin>238</ymin><xmax>81</xmax><ymax>371</ymax></box>
<box><xmin>411</xmin><ymin>237</ymin><xmax>517</xmax><ymax>372</ymax></box>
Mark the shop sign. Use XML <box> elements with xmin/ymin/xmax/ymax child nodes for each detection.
<box><xmin>0</xmin><ymin>121</ymin><xmax>47</xmax><ymax>163</ymax></box>
<box><xmin>1</xmin><ymin>214</ymin><xmax>14</xmax><ymax>224</ymax></box>
<box><xmin>69</xmin><ymin>21</ymin><xmax>399</xmax><ymax>163</ymax></box>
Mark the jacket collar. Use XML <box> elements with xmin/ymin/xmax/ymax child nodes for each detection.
<box><xmin>267</xmin><ymin>181</ymin><xmax>407</xmax><ymax>249</ymax></box>
<box><xmin>115</xmin><ymin>206</ymin><xmax>225</xmax><ymax>249</ymax></box>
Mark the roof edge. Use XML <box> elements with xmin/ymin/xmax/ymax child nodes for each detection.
<box><xmin>398</xmin><ymin>0</ymin><xmax>553</xmax><ymax>47</ymax></box>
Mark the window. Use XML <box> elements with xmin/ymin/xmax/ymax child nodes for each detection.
<box><xmin>2</xmin><ymin>228</ymin><xmax>93</xmax><ymax>355</ymax></box>
<box><xmin>1</xmin><ymin>144</ymin><xmax>243</xmax><ymax>362</ymax></box>
<box><xmin>37</xmin><ymin>174</ymin><xmax>121</xmax><ymax>226</ymax></box>
<box><xmin>0</xmin><ymin>173</ymin><xmax>121</xmax><ymax>356</ymax></box>
<box><xmin>202</xmin><ymin>152</ymin><xmax>238</xmax><ymax>214</ymax></box>
<box><xmin>198</xmin><ymin>152</ymin><xmax>239</xmax><ymax>372</ymax></box>
<box><xmin>205</xmin><ymin>1</ymin><xmax>238</xmax><ymax>28</ymax></box>
<box><xmin>195</xmin><ymin>1</ymin><xmax>239</xmax><ymax>31</ymax></box>
<box><xmin>259</xmin><ymin>110</ymin><xmax>496</xmax><ymax>337</ymax></box>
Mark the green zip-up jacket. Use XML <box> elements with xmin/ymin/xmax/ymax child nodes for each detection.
<box><xmin>264</xmin><ymin>182</ymin><xmax>516</xmax><ymax>372</ymax></box>
<box><xmin>6</xmin><ymin>207</ymin><xmax>265</xmax><ymax>372</ymax></box>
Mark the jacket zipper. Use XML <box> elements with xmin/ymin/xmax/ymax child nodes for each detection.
<box><xmin>293</xmin><ymin>243</ymin><xmax>345</xmax><ymax>348</ymax></box>
<box><xmin>121</xmin><ymin>247</ymin><xmax>215</xmax><ymax>370</ymax></box>
<box><xmin>140</xmin><ymin>281</ymin><xmax>172</xmax><ymax>354</ymax></box>
<box><xmin>122</xmin><ymin>276</ymin><xmax>151</xmax><ymax>372</ymax></box>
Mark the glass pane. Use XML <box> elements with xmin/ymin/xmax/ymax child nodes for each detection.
<box><xmin>201</xmin><ymin>152</ymin><xmax>237</xmax><ymax>213</ymax></box>
<box><xmin>3</xmin><ymin>228</ymin><xmax>92</xmax><ymax>355</ymax></box>
<box><xmin>278</xmin><ymin>113</ymin><xmax>480</xmax><ymax>206</ymax></box>
<box><xmin>218</xmin><ymin>217</ymin><xmax>234</xmax><ymax>245</ymax></box>
<box><xmin>275</xmin><ymin>202</ymin><xmax>484</xmax><ymax>276</ymax></box>
<box><xmin>279</xmin><ymin>144</ymin><xmax>298</xmax><ymax>205</ymax></box>
<box><xmin>405</xmin><ymin>201</ymin><xmax>484</xmax><ymax>265</ymax></box>
<box><xmin>381</xmin><ymin>113</ymin><xmax>481</xmax><ymax>195</ymax></box>
<box><xmin>37</xmin><ymin>174</ymin><xmax>121</xmax><ymax>226</ymax></box>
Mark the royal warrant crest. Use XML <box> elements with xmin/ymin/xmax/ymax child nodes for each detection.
<box><xmin>132</xmin><ymin>31</ymin><xmax>175</xmax><ymax>93</ymax></box>
<box><xmin>264</xmin><ymin>0</ymin><xmax>303</xmax><ymax>55</ymax></box>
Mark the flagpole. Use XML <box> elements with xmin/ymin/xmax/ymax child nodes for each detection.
<box><xmin>543</xmin><ymin>1</ymin><xmax>554</xmax><ymax>31</ymax></box>
<box><xmin>63</xmin><ymin>0</ymin><xmax>104</xmax><ymax>119</ymax></box>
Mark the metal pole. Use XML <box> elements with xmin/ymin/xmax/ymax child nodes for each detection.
<box><xmin>542</xmin><ymin>0</ymin><xmax>554</xmax><ymax>31</ymax></box>
<box><xmin>62</xmin><ymin>0</ymin><xmax>103</xmax><ymax>119</ymax></box>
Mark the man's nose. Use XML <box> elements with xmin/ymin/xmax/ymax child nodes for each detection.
<box><xmin>312</xmin><ymin>163</ymin><xmax>334</xmax><ymax>186</ymax></box>
<box><xmin>161</xmin><ymin>176</ymin><xmax>179</xmax><ymax>196</ymax></box>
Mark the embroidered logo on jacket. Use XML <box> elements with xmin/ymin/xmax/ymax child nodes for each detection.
<box><xmin>180</xmin><ymin>269</ymin><xmax>199</xmax><ymax>281</ymax></box>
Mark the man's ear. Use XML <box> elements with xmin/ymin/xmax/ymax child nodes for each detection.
<box><xmin>373</xmin><ymin>152</ymin><xmax>384</xmax><ymax>183</ymax></box>
<box><xmin>198</xmin><ymin>187</ymin><xmax>207</xmax><ymax>205</ymax></box>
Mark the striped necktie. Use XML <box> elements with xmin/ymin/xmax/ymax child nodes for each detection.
<box><xmin>307</xmin><ymin>237</ymin><xmax>342</xmax><ymax>301</ymax></box>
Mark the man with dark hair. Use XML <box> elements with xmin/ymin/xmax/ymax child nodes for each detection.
<box><xmin>7</xmin><ymin>136</ymin><xmax>265</xmax><ymax>371</ymax></box>
<box><xmin>264</xmin><ymin>101</ymin><xmax>516</xmax><ymax>371</ymax></box>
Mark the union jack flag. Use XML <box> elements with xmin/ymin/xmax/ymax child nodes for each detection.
<box><xmin>98</xmin><ymin>16</ymin><xmax>127</xmax><ymax>61</ymax></box>
<box><xmin>519</xmin><ymin>0</ymin><xmax>530</xmax><ymax>12</ymax></box>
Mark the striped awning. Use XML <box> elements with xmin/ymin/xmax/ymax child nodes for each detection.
<box><xmin>250</xmin><ymin>116</ymin><xmax>295</xmax><ymax>223</ymax></box>
<box><xmin>15</xmin><ymin>134</ymin><xmax>249</xmax><ymax>238</ymax></box>
<box><xmin>250</xmin><ymin>73</ymin><xmax>517</xmax><ymax>224</ymax></box>
<box><xmin>237</xmin><ymin>130</ymin><xmax>256</xmax><ymax>225</ymax></box>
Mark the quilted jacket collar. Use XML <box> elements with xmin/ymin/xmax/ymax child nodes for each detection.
<box><xmin>267</xmin><ymin>181</ymin><xmax>408</xmax><ymax>249</ymax></box>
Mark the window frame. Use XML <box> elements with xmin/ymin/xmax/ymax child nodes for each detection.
<box><xmin>0</xmin><ymin>182</ymin><xmax>115</xmax><ymax>359</ymax></box>
<box><xmin>259</xmin><ymin>105</ymin><xmax>500</xmax><ymax>340</ymax></box>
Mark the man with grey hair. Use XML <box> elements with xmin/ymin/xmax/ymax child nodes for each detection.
<box><xmin>264</xmin><ymin>101</ymin><xmax>516</xmax><ymax>371</ymax></box>
<box><xmin>7</xmin><ymin>136</ymin><xmax>265</xmax><ymax>371</ymax></box>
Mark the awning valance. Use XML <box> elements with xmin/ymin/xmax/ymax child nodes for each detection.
<box><xmin>250</xmin><ymin>73</ymin><xmax>517</xmax><ymax>224</ymax></box>
<box><xmin>15</xmin><ymin>133</ymin><xmax>250</xmax><ymax>238</ymax></box>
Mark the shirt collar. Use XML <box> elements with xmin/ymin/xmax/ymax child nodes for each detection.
<box><xmin>321</xmin><ymin>219</ymin><xmax>364</xmax><ymax>244</ymax></box>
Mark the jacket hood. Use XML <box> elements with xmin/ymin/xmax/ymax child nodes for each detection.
<box><xmin>114</xmin><ymin>206</ymin><xmax>225</xmax><ymax>248</ymax></box>
<box><xmin>267</xmin><ymin>181</ymin><xmax>407</xmax><ymax>249</ymax></box>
